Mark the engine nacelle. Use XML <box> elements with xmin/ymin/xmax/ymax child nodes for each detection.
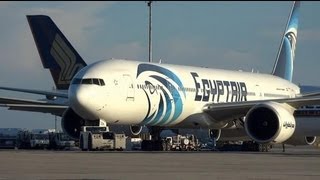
<box><xmin>208</xmin><ymin>129</ymin><xmax>221</xmax><ymax>141</ymax></box>
<box><xmin>61</xmin><ymin>108</ymin><xmax>86</xmax><ymax>139</ymax></box>
<box><xmin>244</xmin><ymin>102</ymin><xmax>296</xmax><ymax>144</ymax></box>
<box><xmin>130</xmin><ymin>125</ymin><xmax>143</xmax><ymax>136</ymax></box>
<box><xmin>285</xmin><ymin>135</ymin><xmax>316</xmax><ymax>146</ymax></box>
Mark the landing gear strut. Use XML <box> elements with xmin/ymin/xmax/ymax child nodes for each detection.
<box><xmin>241</xmin><ymin>141</ymin><xmax>271</xmax><ymax>152</ymax></box>
<box><xmin>141</xmin><ymin>126</ymin><xmax>165</xmax><ymax>151</ymax></box>
<box><xmin>282</xmin><ymin>143</ymin><xmax>285</xmax><ymax>152</ymax></box>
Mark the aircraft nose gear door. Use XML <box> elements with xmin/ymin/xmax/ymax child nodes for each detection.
<box><xmin>123</xmin><ymin>74</ymin><xmax>135</xmax><ymax>101</ymax></box>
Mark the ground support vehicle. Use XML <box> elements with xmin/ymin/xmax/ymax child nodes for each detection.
<box><xmin>163</xmin><ymin>134</ymin><xmax>201</xmax><ymax>151</ymax></box>
<box><xmin>0</xmin><ymin>128</ymin><xmax>22</xmax><ymax>149</ymax></box>
<box><xmin>16</xmin><ymin>129</ymin><xmax>51</xmax><ymax>149</ymax></box>
<box><xmin>80</xmin><ymin>126</ymin><xmax>126</xmax><ymax>151</ymax></box>
<box><xmin>49</xmin><ymin>132</ymin><xmax>76</xmax><ymax>150</ymax></box>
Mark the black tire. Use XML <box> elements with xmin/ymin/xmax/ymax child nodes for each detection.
<box><xmin>162</xmin><ymin>141</ymin><xmax>167</xmax><ymax>151</ymax></box>
<box><xmin>167</xmin><ymin>145</ymin><xmax>171</xmax><ymax>151</ymax></box>
<box><xmin>80</xmin><ymin>135</ymin><xmax>84</xmax><ymax>150</ymax></box>
<box><xmin>141</xmin><ymin>140</ymin><xmax>153</xmax><ymax>151</ymax></box>
<box><xmin>258</xmin><ymin>144</ymin><xmax>263</xmax><ymax>152</ymax></box>
<box><xmin>88</xmin><ymin>134</ymin><xmax>92</xmax><ymax>151</ymax></box>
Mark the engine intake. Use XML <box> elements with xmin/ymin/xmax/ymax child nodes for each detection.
<box><xmin>285</xmin><ymin>135</ymin><xmax>316</xmax><ymax>146</ymax></box>
<box><xmin>245</xmin><ymin>102</ymin><xmax>296</xmax><ymax>144</ymax></box>
<box><xmin>61</xmin><ymin>108</ymin><xmax>86</xmax><ymax>139</ymax></box>
<box><xmin>130</xmin><ymin>125</ymin><xmax>143</xmax><ymax>136</ymax></box>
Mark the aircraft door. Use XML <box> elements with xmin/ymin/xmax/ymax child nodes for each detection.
<box><xmin>122</xmin><ymin>74</ymin><xmax>135</xmax><ymax>101</ymax></box>
<box><xmin>255</xmin><ymin>84</ymin><xmax>264</xmax><ymax>100</ymax></box>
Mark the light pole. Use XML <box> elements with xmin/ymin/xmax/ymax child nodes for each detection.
<box><xmin>147</xmin><ymin>1</ymin><xmax>153</xmax><ymax>63</ymax></box>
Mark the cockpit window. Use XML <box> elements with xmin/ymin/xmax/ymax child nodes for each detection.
<box><xmin>71</xmin><ymin>78</ymin><xmax>105</xmax><ymax>86</ymax></box>
<box><xmin>81</xmin><ymin>79</ymin><xmax>92</xmax><ymax>84</ymax></box>
<box><xmin>92</xmin><ymin>79</ymin><xmax>99</xmax><ymax>85</ymax></box>
<box><xmin>99</xmin><ymin>79</ymin><xmax>105</xmax><ymax>86</ymax></box>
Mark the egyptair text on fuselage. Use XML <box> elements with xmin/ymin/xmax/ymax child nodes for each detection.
<box><xmin>191</xmin><ymin>72</ymin><xmax>248</xmax><ymax>103</ymax></box>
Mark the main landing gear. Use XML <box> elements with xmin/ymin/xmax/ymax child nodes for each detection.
<box><xmin>141</xmin><ymin>126</ymin><xmax>165</xmax><ymax>151</ymax></box>
<box><xmin>241</xmin><ymin>141</ymin><xmax>272</xmax><ymax>152</ymax></box>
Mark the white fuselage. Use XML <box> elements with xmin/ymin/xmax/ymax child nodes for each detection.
<box><xmin>69</xmin><ymin>59</ymin><xmax>300</xmax><ymax>129</ymax></box>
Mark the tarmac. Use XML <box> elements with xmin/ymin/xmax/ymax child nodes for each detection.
<box><xmin>0</xmin><ymin>145</ymin><xmax>319</xmax><ymax>180</ymax></box>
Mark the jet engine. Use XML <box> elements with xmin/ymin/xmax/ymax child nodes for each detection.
<box><xmin>244</xmin><ymin>102</ymin><xmax>296</xmax><ymax>144</ymax></box>
<box><xmin>130</xmin><ymin>125</ymin><xmax>143</xmax><ymax>136</ymax></box>
<box><xmin>61</xmin><ymin>108</ymin><xmax>86</xmax><ymax>139</ymax></box>
<box><xmin>285</xmin><ymin>135</ymin><xmax>317</xmax><ymax>146</ymax></box>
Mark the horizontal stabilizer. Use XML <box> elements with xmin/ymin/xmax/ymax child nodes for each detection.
<box><xmin>0</xmin><ymin>104</ymin><xmax>67</xmax><ymax>116</ymax></box>
<box><xmin>0</xmin><ymin>96</ymin><xmax>57</xmax><ymax>105</ymax></box>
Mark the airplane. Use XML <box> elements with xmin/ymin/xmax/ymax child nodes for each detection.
<box><xmin>1</xmin><ymin>1</ymin><xmax>320</xmax><ymax>151</ymax></box>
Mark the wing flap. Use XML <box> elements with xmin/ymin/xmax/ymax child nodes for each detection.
<box><xmin>203</xmin><ymin>96</ymin><xmax>320</xmax><ymax>122</ymax></box>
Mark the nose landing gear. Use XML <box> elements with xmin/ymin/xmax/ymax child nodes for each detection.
<box><xmin>141</xmin><ymin>126</ymin><xmax>165</xmax><ymax>151</ymax></box>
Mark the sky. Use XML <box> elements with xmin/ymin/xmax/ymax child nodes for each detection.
<box><xmin>0</xmin><ymin>1</ymin><xmax>320</xmax><ymax>130</ymax></box>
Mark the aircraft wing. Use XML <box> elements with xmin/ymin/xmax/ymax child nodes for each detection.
<box><xmin>0</xmin><ymin>96</ymin><xmax>57</xmax><ymax>105</ymax></box>
<box><xmin>0</xmin><ymin>104</ymin><xmax>67</xmax><ymax>116</ymax></box>
<box><xmin>0</xmin><ymin>86</ymin><xmax>68</xmax><ymax>98</ymax></box>
<box><xmin>298</xmin><ymin>92</ymin><xmax>320</xmax><ymax>98</ymax></box>
<box><xmin>0</xmin><ymin>96</ymin><xmax>67</xmax><ymax>116</ymax></box>
<box><xmin>202</xmin><ymin>96</ymin><xmax>320</xmax><ymax>121</ymax></box>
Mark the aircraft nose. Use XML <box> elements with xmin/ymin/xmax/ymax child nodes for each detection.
<box><xmin>69</xmin><ymin>85</ymin><xmax>98</xmax><ymax>120</ymax></box>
